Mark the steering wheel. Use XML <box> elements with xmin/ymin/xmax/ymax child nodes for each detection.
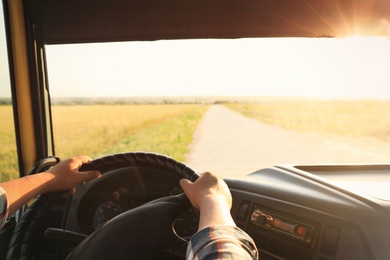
<box><xmin>6</xmin><ymin>152</ymin><xmax>200</xmax><ymax>260</ymax></box>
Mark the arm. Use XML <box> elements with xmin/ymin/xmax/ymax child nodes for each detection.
<box><xmin>0</xmin><ymin>156</ymin><xmax>101</xmax><ymax>216</ymax></box>
<box><xmin>180</xmin><ymin>172</ymin><xmax>258</xmax><ymax>260</ymax></box>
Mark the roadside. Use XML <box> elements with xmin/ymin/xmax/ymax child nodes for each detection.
<box><xmin>185</xmin><ymin>105</ymin><xmax>390</xmax><ymax>179</ymax></box>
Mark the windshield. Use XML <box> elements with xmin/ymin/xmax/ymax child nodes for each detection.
<box><xmin>45</xmin><ymin>37</ymin><xmax>390</xmax><ymax>179</ymax></box>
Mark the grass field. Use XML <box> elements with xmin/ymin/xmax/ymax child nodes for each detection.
<box><xmin>0</xmin><ymin>106</ymin><xmax>18</xmax><ymax>181</ymax></box>
<box><xmin>226</xmin><ymin>100</ymin><xmax>390</xmax><ymax>140</ymax></box>
<box><xmin>2</xmin><ymin>99</ymin><xmax>390</xmax><ymax>181</ymax></box>
<box><xmin>0</xmin><ymin>104</ymin><xmax>208</xmax><ymax>181</ymax></box>
<box><xmin>51</xmin><ymin>104</ymin><xmax>208</xmax><ymax>160</ymax></box>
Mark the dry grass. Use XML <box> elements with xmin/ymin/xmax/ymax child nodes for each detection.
<box><xmin>0</xmin><ymin>104</ymin><xmax>208</xmax><ymax>181</ymax></box>
<box><xmin>51</xmin><ymin>104</ymin><xmax>208</xmax><ymax>160</ymax></box>
<box><xmin>0</xmin><ymin>106</ymin><xmax>18</xmax><ymax>181</ymax></box>
<box><xmin>4</xmin><ymin>99</ymin><xmax>390</xmax><ymax>181</ymax></box>
<box><xmin>95</xmin><ymin>105</ymin><xmax>207</xmax><ymax>161</ymax></box>
<box><xmin>226</xmin><ymin>100</ymin><xmax>390</xmax><ymax>140</ymax></box>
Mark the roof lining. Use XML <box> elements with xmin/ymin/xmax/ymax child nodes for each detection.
<box><xmin>39</xmin><ymin>0</ymin><xmax>390</xmax><ymax>44</ymax></box>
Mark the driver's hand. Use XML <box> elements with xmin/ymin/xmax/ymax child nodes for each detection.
<box><xmin>180</xmin><ymin>172</ymin><xmax>235</xmax><ymax>229</ymax></box>
<box><xmin>180</xmin><ymin>172</ymin><xmax>232</xmax><ymax>213</ymax></box>
<box><xmin>42</xmin><ymin>156</ymin><xmax>101</xmax><ymax>195</ymax></box>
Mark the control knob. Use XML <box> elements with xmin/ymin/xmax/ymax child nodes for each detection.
<box><xmin>251</xmin><ymin>210</ymin><xmax>273</xmax><ymax>226</ymax></box>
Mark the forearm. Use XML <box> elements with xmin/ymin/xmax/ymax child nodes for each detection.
<box><xmin>0</xmin><ymin>156</ymin><xmax>100</xmax><ymax>217</ymax></box>
<box><xmin>1</xmin><ymin>173</ymin><xmax>53</xmax><ymax>215</ymax></box>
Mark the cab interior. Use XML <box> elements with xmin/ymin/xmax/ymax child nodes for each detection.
<box><xmin>1</xmin><ymin>0</ymin><xmax>390</xmax><ymax>259</ymax></box>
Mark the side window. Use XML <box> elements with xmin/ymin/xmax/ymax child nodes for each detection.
<box><xmin>0</xmin><ymin>3</ymin><xmax>18</xmax><ymax>181</ymax></box>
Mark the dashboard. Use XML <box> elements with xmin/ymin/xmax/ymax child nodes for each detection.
<box><xmin>226</xmin><ymin>165</ymin><xmax>390</xmax><ymax>260</ymax></box>
<box><xmin>33</xmin><ymin>163</ymin><xmax>390</xmax><ymax>259</ymax></box>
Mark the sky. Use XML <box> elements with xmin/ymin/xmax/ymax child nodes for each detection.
<box><xmin>0</xmin><ymin>3</ymin><xmax>11</xmax><ymax>97</ymax></box>
<box><xmin>1</xmin><ymin>3</ymin><xmax>390</xmax><ymax>99</ymax></box>
<box><xmin>44</xmin><ymin>37</ymin><xmax>390</xmax><ymax>99</ymax></box>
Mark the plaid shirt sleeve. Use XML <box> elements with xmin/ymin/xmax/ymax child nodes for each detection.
<box><xmin>0</xmin><ymin>187</ymin><xmax>9</xmax><ymax>229</ymax></box>
<box><xmin>187</xmin><ymin>225</ymin><xmax>258</xmax><ymax>260</ymax></box>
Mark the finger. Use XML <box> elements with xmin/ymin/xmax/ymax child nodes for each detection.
<box><xmin>179</xmin><ymin>178</ymin><xmax>192</xmax><ymax>191</ymax></box>
<box><xmin>74</xmin><ymin>156</ymin><xmax>93</xmax><ymax>167</ymax></box>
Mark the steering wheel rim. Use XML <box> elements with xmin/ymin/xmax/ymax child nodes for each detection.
<box><xmin>79</xmin><ymin>152</ymin><xmax>200</xmax><ymax>182</ymax></box>
<box><xmin>7</xmin><ymin>152</ymin><xmax>200</xmax><ymax>260</ymax></box>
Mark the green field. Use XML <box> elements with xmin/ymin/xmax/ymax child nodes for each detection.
<box><xmin>2</xmin><ymin>99</ymin><xmax>390</xmax><ymax>181</ymax></box>
<box><xmin>0</xmin><ymin>104</ymin><xmax>208</xmax><ymax>181</ymax></box>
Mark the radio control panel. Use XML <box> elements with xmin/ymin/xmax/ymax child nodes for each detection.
<box><xmin>251</xmin><ymin>206</ymin><xmax>315</xmax><ymax>245</ymax></box>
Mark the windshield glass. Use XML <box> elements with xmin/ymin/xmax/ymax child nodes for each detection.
<box><xmin>45</xmin><ymin>37</ymin><xmax>390</xmax><ymax>179</ymax></box>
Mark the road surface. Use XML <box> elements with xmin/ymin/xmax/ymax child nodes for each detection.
<box><xmin>185</xmin><ymin>105</ymin><xmax>390</xmax><ymax>178</ymax></box>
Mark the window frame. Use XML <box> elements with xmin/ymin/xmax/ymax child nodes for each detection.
<box><xmin>2</xmin><ymin>0</ymin><xmax>55</xmax><ymax>177</ymax></box>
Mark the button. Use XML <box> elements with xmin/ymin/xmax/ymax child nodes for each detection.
<box><xmin>251</xmin><ymin>210</ymin><xmax>270</xmax><ymax>226</ymax></box>
<box><xmin>255</xmin><ymin>214</ymin><xmax>267</xmax><ymax>225</ymax></box>
<box><xmin>321</xmin><ymin>226</ymin><xmax>340</xmax><ymax>257</ymax></box>
<box><xmin>237</xmin><ymin>202</ymin><xmax>250</xmax><ymax>221</ymax></box>
<box><xmin>294</xmin><ymin>225</ymin><xmax>308</xmax><ymax>237</ymax></box>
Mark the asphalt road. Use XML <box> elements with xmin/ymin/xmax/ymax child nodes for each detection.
<box><xmin>185</xmin><ymin>105</ymin><xmax>390</xmax><ymax>179</ymax></box>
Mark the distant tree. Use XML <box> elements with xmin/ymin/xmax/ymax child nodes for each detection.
<box><xmin>0</xmin><ymin>98</ymin><xmax>12</xmax><ymax>105</ymax></box>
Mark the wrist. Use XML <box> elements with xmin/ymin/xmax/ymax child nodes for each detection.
<box><xmin>198</xmin><ymin>195</ymin><xmax>235</xmax><ymax>230</ymax></box>
<box><xmin>199</xmin><ymin>195</ymin><xmax>231</xmax><ymax>212</ymax></box>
